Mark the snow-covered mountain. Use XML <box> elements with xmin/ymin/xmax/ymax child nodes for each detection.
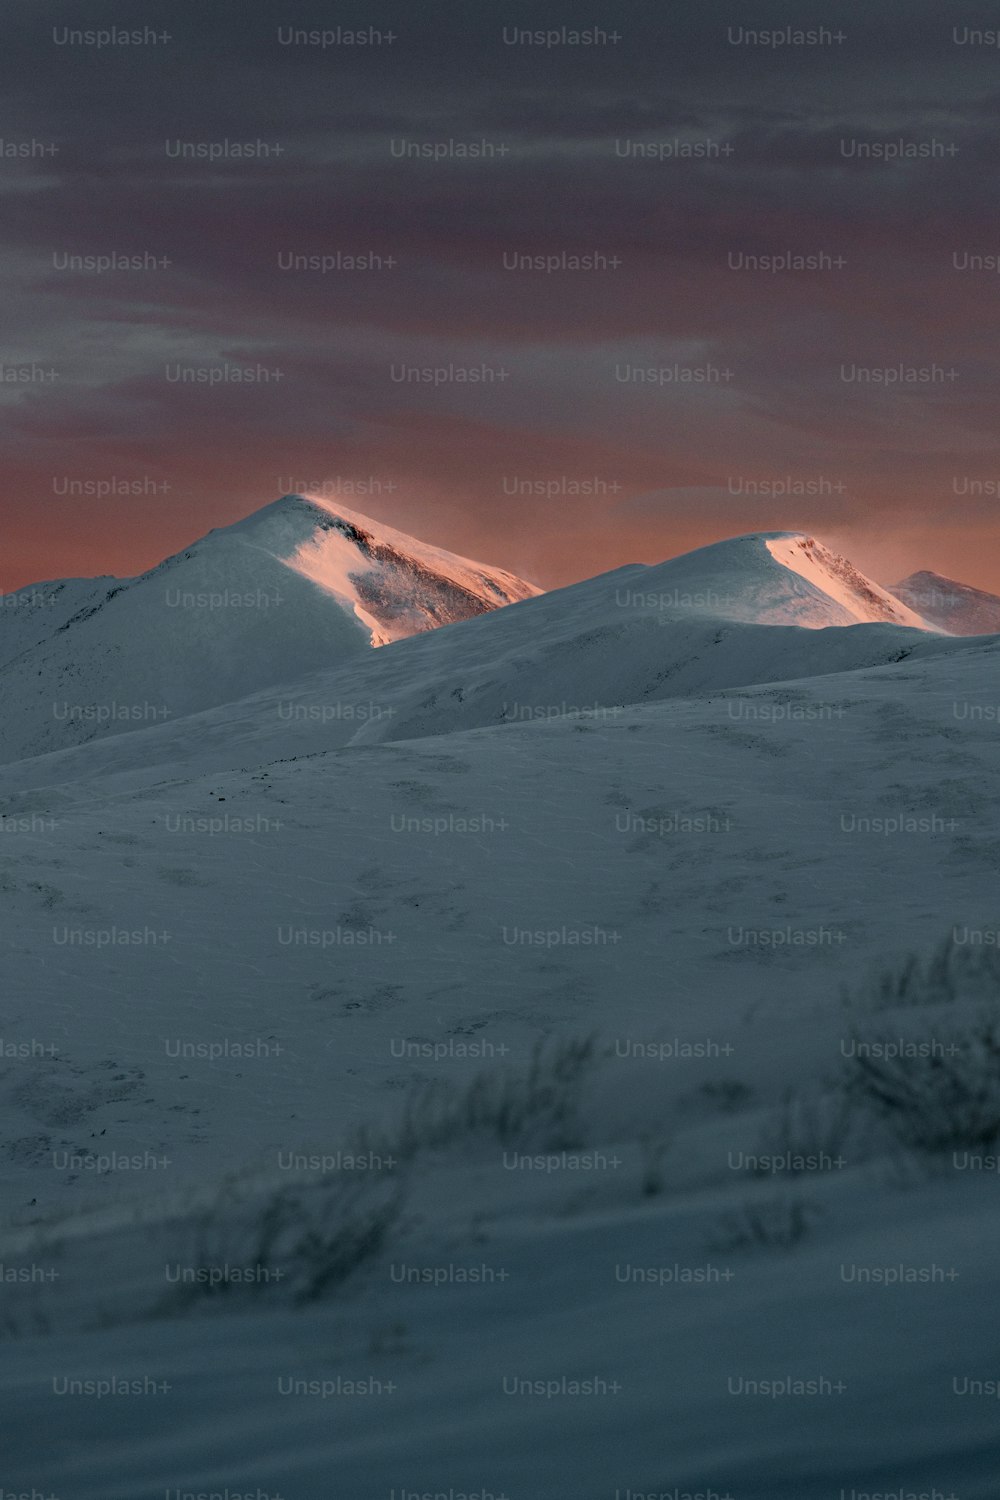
<box><xmin>4</xmin><ymin>513</ymin><xmax>1000</xmax><ymax>1498</ymax></box>
<box><xmin>230</xmin><ymin>492</ymin><xmax>542</xmax><ymax>645</ymax></box>
<box><xmin>0</xmin><ymin>494</ymin><xmax>540</xmax><ymax>765</ymax></box>
<box><xmin>761</xmin><ymin>534</ymin><xmax>933</xmax><ymax>627</ymax></box>
<box><xmin>888</xmin><ymin>568</ymin><xmax>1000</xmax><ymax>635</ymax></box>
<box><xmin>3</xmin><ymin>527</ymin><xmax>962</xmax><ymax>789</ymax></box>
<box><xmin>0</xmin><ymin>521</ymin><xmax>933</xmax><ymax>770</ymax></box>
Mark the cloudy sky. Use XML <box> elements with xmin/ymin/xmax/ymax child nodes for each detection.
<box><xmin>3</xmin><ymin>0</ymin><xmax>1000</xmax><ymax>592</ymax></box>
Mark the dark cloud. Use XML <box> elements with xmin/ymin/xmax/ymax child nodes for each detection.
<box><xmin>2</xmin><ymin>0</ymin><xmax>1000</xmax><ymax>593</ymax></box>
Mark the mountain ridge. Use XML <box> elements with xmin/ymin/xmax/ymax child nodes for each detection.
<box><xmin>4</xmin><ymin>519</ymin><xmax>985</xmax><ymax>784</ymax></box>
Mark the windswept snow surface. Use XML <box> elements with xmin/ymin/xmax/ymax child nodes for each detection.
<box><xmin>0</xmin><ymin>576</ymin><xmax>117</xmax><ymax>666</ymax></box>
<box><xmin>2</xmin><ymin>519</ymin><xmax>999</xmax><ymax>1497</ymax></box>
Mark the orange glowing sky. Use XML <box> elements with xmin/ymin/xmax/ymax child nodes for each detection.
<box><xmin>3</xmin><ymin>0</ymin><xmax>1000</xmax><ymax>598</ymax></box>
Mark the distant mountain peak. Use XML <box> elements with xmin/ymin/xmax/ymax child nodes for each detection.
<box><xmin>628</xmin><ymin>530</ymin><xmax>937</xmax><ymax>630</ymax></box>
<box><xmin>888</xmin><ymin>569</ymin><xmax>1000</xmax><ymax>636</ymax></box>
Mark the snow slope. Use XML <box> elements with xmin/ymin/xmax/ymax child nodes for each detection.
<box><xmin>2</xmin><ymin>635</ymin><xmax>1000</xmax><ymax>1495</ymax></box>
<box><xmin>0</xmin><ymin>495</ymin><xmax>539</xmax><ymax>766</ymax></box>
<box><xmin>765</xmin><ymin>534</ymin><xmax>934</xmax><ymax>627</ymax></box>
<box><xmin>3</xmin><ymin>634</ymin><xmax>1000</xmax><ymax>1214</ymax></box>
<box><xmin>2</xmin><ymin>519</ymin><xmax>998</xmax><ymax>1497</ymax></box>
<box><xmin>889</xmin><ymin>569</ymin><xmax>1000</xmax><ymax>636</ymax></box>
<box><xmin>261</xmin><ymin>492</ymin><xmax>542</xmax><ymax>644</ymax></box>
<box><xmin>0</xmin><ymin>577</ymin><xmax>117</xmax><ymax>667</ymax></box>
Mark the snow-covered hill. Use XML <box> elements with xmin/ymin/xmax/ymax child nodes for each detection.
<box><xmin>889</xmin><ymin>568</ymin><xmax>1000</xmax><ymax>635</ymax></box>
<box><xmin>0</xmin><ymin>495</ymin><xmax>540</xmax><ymax>766</ymax></box>
<box><xmin>4</xmin><ymin>630</ymin><xmax>999</xmax><ymax>1210</ymax></box>
<box><xmin>3</xmin><ymin>630</ymin><xmax>1000</xmax><ymax>1496</ymax></box>
<box><xmin>0</xmin><ymin>521</ymin><xmax>940</xmax><ymax>771</ymax></box>
<box><xmin>2</xmin><ymin>515</ymin><xmax>998</xmax><ymax>1497</ymax></box>
<box><xmin>2</xmin><ymin>528</ymin><xmax>969</xmax><ymax>795</ymax></box>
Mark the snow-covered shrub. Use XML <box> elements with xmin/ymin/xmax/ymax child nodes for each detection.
<box><xmin>708</xmin><ymin>1193</ymin><xmax>819</xmax><ymax>1252</ymax></box>
<box><xmin>845</xmin><ymin>935</ymin><xmax>1000</xmax><ymax>1012</ymax></box>
<box><xmin>752</xmin><ymin>1087</ymin><xmax>859</xmax><ymax>1174</ymax></box>
<box><xmin>379</xmin><ymin>1033</ymin><xmax>599</xmax><ymax>1160</ymax></box>
<box><xmin>844</xmin><ymin>1012</ymin><xmax>1000</xmax><ymax>1153</ymax></box>
<box><xmin>173</xmin><ymin>1172</ymin><xmax>406</xmax><ymax>1308</ymax></box>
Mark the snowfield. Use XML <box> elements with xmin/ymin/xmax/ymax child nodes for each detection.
<box><xmin>2</xmin><ymin>505</ymin><xmax>999</xmax><ymax>1497</ymax></box>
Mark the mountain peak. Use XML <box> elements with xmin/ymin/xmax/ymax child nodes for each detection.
<box><xmin>217</xmin><ymin>493</ymin><xmax>541</xmax><ymax>646</ymax></box>
<box><xmin>0</xmin><ymin>494</ymin><xmax>541</xmax><ymax>764</ymax></box>
<box><xmin>629</xmin><ymin>530</ymin><xmax>938</xmax><ymax>630</ymax></box>
<box><xmin>762</xmin><ymin>534</ymin><xmax>934</xmax><ymax>628</ymax></box>
<box><xmin>888</xmin><ymin>569</ymin><xmax>1000</xmax><ymax>636</ymax></box>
